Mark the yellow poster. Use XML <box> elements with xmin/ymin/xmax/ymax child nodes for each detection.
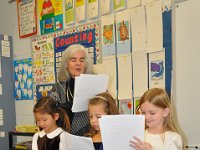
<box><xmin>38</xmin><ymin>0</ymin><xmax>63</xmax><ymax>34</ymax></box>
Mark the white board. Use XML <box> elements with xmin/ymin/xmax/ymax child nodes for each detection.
<box><xmin>173</xmin><ymin>0</ymin><xmax>200</xmax><ymax>147</ymax></box>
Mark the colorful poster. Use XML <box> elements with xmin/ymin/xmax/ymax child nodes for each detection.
<box><xmin>113</xmin><ymin>0</ymin><xmax>126</xmax><ymax>12</ymax></box>
<box><xmin>119</xmin><ymin>99</ymin><xmax>133</xmax><ymax>114</ymax></box>
<box><xmin>35</xmin><ymin>84</ymin><xmax>54</xmax><ymax>100</ymax></box>
<box><xmin>116</xmin><ymin>9</ymin><xmax>131</xmax><ymax>55</ymax></box>
<box><xmin>134</xmin><ymin>97</ymin><xmax>141</xmax><ymax>114</ymax></box>
<box><xmin>38</xmin><ymin>0</ymin><xmax>63</xmax><ymax>34</ymax></box>
<box><xmin>65</xmin><ymin>0</ymin><xmax>75</xmax><ymax>25</ymax></box>
<box><xmin>14</xmin><ymin>58</ymin><xmax>33</xmax><ymax>100</ymax></box>
<box><xmin>148</xmin><ymin>49</ymin><xmax>165</xmax><ymax>89</ymax></box>
<box><xmin>101</xmin><ymin>13</ymin><xmax>115</xmax><ymax>56</ymax></box>
<box><xmin>32</xmin><ymin>34</ymin><xmax>55</xmax><ymax>84</ymax></box>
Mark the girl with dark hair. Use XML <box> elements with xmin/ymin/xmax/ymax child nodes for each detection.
<box><xmin>32</xmin><ymin>96</ymin><xmax>70</xmax><ymax>150</ymax></box>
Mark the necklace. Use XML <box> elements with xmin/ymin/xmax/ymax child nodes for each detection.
<box><xmin>67</xmin><ymin>85</ymin><xmax>73</xmax><ymax>101</ymax></box>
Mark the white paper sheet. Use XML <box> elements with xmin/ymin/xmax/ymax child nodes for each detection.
<box><xmin>92</xmin><ymin>64</ymin><xmax>104</xmax><ymax>74</ymax></box>
<box><xmin>102</xmin><ymin>56</ymin><xmax>117</xmax><ymax>99</ymax></box>
<box><xmin>127</xmin><ymin>0</ymin><xmax>140</xmax><ymax>8</ymax></box>
<box><xmin>66</xmin><ymin>132</ymin><xmax>95</xmax><ymax>150</ymax></box>
<box><xmin>132</xmin><ymin>50</ymin><xmax>148</xmax><ymax>97</ymax></box>
<box><xmin>72</xmin><ymin>74</ymin><xmax>109</xmax><ymax>112</ymax></box>
<box><xmin>146</xmin><ymin>1</ymin><xmax>163</xmax><ymax>52</ymax></box>
<box><xmin>141</xmin><ymin>0</ymin><xmax>154</xmax><ymax>5</ymax></box>
<box><xmin>100</xmin><ymin>115</ymin><xmax>145</xmax><ymax>150</ymax></box>
<box><xmin>130</xmin><ymin>5</ymin><xmax>147</xmax><ymax>51</ymax></box>
<box><xmin>76</xmin><ymin>0</ymin><xmax>86</xmax><ymax>22</ymax></box>
<box><xmin>100</xmin><ymin>0</ymin><xmax>111</xmax><ymax>15</ymax></box>
<box><xmin>88</xmin><ymin>0</ymin><xmax>99</xmax><ymax>19</ymax></box>
<box><xmin>118</xmin><ymin>54</ymin><xmax>132</xmax><ymax>99</ymax></box>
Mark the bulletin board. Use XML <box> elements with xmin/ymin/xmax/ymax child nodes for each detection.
<box><xmin>31</xmin><ymin>1</ymin><xmax>172</xmax><ymax>114</ymax></box>
<box><xmin>0</xmin><ymin>35</ymin><xmax>16</xmax><ymax>150</ymax></box>
<box><xmin>31</xmin><ymin>21</ymin><xmax>100</xmax><ymax>99</ymax></box>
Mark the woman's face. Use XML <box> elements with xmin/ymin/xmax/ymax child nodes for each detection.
<box><xmin>67</xmin><ymin>50</ymin><xmax>86</xmax><ymax>78</ymax></box>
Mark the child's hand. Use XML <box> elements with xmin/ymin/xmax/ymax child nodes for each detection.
<box><xmin>129</xmin><ymin>136</ymin><xmax>152</xmax><ymax>150</ymax></box>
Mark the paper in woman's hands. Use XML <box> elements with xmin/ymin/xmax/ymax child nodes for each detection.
<box><xmin>72</xmin><ymin>74</ymin><xmax>109</xmax><ymax>112</ymax></box>
<box><xmin>99</xmin><ymin>115</ymin><xmax>145</xmax><ymax>150</ymax></box>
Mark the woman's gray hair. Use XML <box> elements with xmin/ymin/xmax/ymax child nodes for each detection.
<box><xmin>58</xmin><ymin>44</ymin><xmax>93</xmax><ymax>82</ymax></box>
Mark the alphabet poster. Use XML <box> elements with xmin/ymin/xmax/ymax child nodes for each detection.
<box><xmin>31</xmin><ymin>34</ymin><xmax>55</xmax><ymax>84</ymax></box>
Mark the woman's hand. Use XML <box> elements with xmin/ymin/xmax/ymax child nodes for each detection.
<box><xmin>129</xmin><ymin>136</ymin><xmax>152</xmax><ymax>150</ymax></box>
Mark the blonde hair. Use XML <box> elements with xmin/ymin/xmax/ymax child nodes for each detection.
<box><xmin>140</xmin><ymin>88</ymin><xmax>182</xmax><ymax>134</ymax></box>
<box><xmin>88</xmin><ymin>92</ymin><xmax>119</xmax><ymax>137</ymax></box>
<box><xmin>58</xmin><ymin>44</ymin><xmax>93</xmax><ymax>82</ymax></box>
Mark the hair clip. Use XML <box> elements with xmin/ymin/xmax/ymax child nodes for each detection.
<box><xmin>93</xmin><ymin>95</ymin><xmax>108</xmax><ymax>102</ymax></box>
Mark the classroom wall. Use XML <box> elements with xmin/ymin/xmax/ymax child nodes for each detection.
<box><xmin>0</xmin><ymin>0</ymin><xmax>198</xmax><ymax>149</ymax></box>
<box><xmin>0</xmin><ymin>1</ymin><xmax>35</xmax><ymax>145</ymax></box>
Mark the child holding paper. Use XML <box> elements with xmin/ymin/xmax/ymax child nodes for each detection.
<box><xmin>32</xmin><ymin>96</ymin><xmax>70</xmax><ymax>150</ymax></box>
<box><xmin>87</xmin><ymin>92</ymin><xmax>119</xmax><ymax>150</ymax></box>
<box><xmin>129</xmin><ymin>88</ymin><xmax>183</xmax><ymax>150</ymax></box>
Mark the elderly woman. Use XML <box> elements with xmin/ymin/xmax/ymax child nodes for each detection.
<box><xmin>51</xmin><ymin>44</ymin><xmax>93</xmax><ymax>136</ymax></box>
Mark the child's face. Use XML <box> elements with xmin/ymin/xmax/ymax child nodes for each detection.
<box><xmin>140</xmin><ymin>101</ymin><xmax>169</xmax><ymax>132</ymax></box>
<box><xmin>35</xmin><ymin>112</ymin><xmax>59</xmax><ymax>133</ymax></box>
<box><xmin>89</xmin><ymin>104</ymin><xmax>107</xmax><ymax>131</ymax></box>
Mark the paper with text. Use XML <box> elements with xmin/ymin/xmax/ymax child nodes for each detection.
<box><xmin>66</xmin><ymin>132</ymin><xmax>95</xmax><ymax>150</ymax></box>
<box><xmin>72</xmin><ymin>74</ymin><xmax>109</xmax><ymax>112</ymax></box>
<box><xmin>100</xmin><ymin>115</ymin><xmax>145</xmax><ymax>150</ymax></box>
